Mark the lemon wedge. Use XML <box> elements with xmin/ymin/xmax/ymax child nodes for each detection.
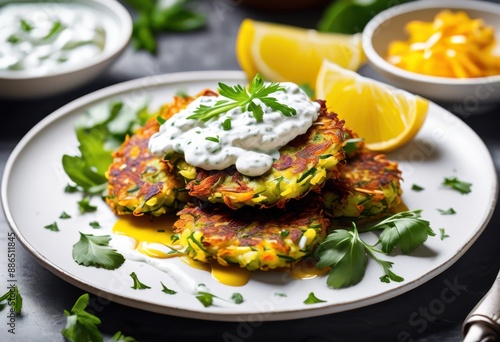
<box><xmin>315</xmin><ymin>60</ymin><xmax>429</xmax><ymax>152</ymax></box>
<box><xmin>236</xmin><ymin>19</ymin><xmax>365</xmax><ymax>88</ymax></box>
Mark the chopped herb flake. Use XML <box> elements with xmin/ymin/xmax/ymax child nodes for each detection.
<box><xmin>59</xmin><ymin>211</ymin><xmax>71</xmax><ymax>219</ymax></box>
<box><xmin>130</xmin><ymin>272</ymin><xmax>151</xmax><ymax>290</ymax></box>
<box><xmin>442</xmin><ymin>177</ymin><xmax>472</xmax><ymax>194</ymax></box>
<box><xmin>231</xmin><ymin>293</ymin><xmax>244</xmax><ymax>304</ymax></box>
<box><xmin>439</xmin><ymin>228</ymin><xmax>450</xmax><ymax>240</ymax></box>
<box><xmin>437</xmin><ymin>208</ymin><xmax>456</xmax><ymax>215</ymax></box>
<box><xmin>89</xmin><ymin>221</ymin><xmax>101</xmax><ymax>229</ymax></box>
<box><xmin>44</xmin><ymin>222</ymin><xmax>60</xmax><ymax>232</ymax></box>
<box><xmin>303</xmin><ymin>292</ymin><xmax>326</xmax><ymax>304</ymax></box>
<box><xmin>161</xmin><ymin>282</ymin><xmax>177</xmax><ymax>295</ymax></box>
<box><xmin>412</xmin><ymin>184</ymin><xmax>424</xmax><ymax>191</ymax></box>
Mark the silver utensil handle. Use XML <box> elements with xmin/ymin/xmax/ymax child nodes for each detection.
<box><xmin>463</xmin><ymin>269</ymin><xmax>500</xmax><ymax>339</ymax></box>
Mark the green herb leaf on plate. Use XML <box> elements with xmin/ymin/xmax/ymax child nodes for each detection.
<box><xmin>72</xmin><ymin>233</ymin><xmax>125</xmax><ymax>270</ymax></box>
<box><xmin>438</xmin><ymin>208</ymin><xmax>456</xmax><ymax>215</ymax></box>
<box><xmin>303</xmin><ymin>292</ymin><xmax>326</xmax><ymax>305</ymax></box>
<box><xmin>442</xmin><ymin>177</ymin><xmax>472</xmax><ymax>194</ymax></box>
<box><xmin>315</xmin><ymin>227</ymin><xmax>368</xmax><ymax>289</ymax></box>
<box><xmin>161</xmin><ymin>282</ymin><xmax>177</xmax><ymax>295</ymax></box>
<box><xmin>44</xmin><ymin>222</ymin><xmax>60</xmax><ymax>232</ymax></box>
<box><xmin>129</xmin><ymin>272</ymin><xmax>151</xmax><ymax>290</ymax></box>
<box><xmin>231</xmin><ymin>293</ymin><xmax>244</xmax><ymax>304</ymax></box>
<box><xmin>439</xmin><ymin>228</ymin><xmax>450</xmax><ymax>240</ymax></box>
<box><xmin>369</xmin><ymin>210</ymin><xmax>435</xmax><ymax>254</ymax></box>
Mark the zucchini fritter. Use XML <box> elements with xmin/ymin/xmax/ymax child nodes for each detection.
<box><xmin>105</xmin><ymin>91</ymin><xmax>216</xmax><ymax>216</ymax></box>
<box><xmin>322</xmin><ymin>149</ymin><xmax>403</xmax><ymax>220</ymax></box>
<box><xmin>183</xmin><ymin>100</ymin><xmax>347</xmax><ymax>209</ymax></box>
<box><xmin>173</xmin><ymin>196</ymin><xmax>328</xmax><ymax>271</ymax></box>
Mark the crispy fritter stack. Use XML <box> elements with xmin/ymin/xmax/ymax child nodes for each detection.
<box><xmin>105</xmin><ymin>90</ymin><xmax>404</xmax><ymax>271</ymax></box>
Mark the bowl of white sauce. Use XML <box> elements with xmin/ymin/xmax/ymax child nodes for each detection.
<box><xmin>0</xmin><ymin>0</ymin><xmax>132</xmax><ymax>99</ymax></box>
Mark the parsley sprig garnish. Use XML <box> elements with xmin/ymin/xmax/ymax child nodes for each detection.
<box><xmin>316</xmin><ymin>210</ymin><xmax>435</xmax><ymax>289</ymax></box>
<box><xmin>187</xmin><ymin>74</ymin><xmax>296</xmax><ymax>123</ymax></box>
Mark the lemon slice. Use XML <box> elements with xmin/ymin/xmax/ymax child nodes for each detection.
<box><xmin>316</xmin><ymin>60</ymin><xmax>429</xmax><ymax>152</ymax></box>
<box><xmin>236</xmin><ymin>19</ymin><xmax>365</xmax><ymax>88</ymax></box>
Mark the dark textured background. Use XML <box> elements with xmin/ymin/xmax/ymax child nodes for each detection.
<box><xmin>1</xmin><ymin>1</ymin><xmax>500</xmax><ymax>341</ymax></box>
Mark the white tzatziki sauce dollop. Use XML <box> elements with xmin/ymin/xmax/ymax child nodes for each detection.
<box><xmin>0</xmin><ymin>2</ymin><xmax>107</xmax><ymax>74</ymax></box>
<box><xmin>148</xmin><ymin>82</ymin><xmax>321</xmax><ymax>177</ymax></box>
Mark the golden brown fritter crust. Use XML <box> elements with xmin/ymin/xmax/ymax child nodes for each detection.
<box><xmin>322</xmin><ymin>149</ymin><xmax>403</xmax><ymax>220</ymax></box>
<box><xmin>105</xmin><ymin>90</ymin><xmax>217</xmax><ymax>216</ymax></box>
<box><xmin>173</xmin><ymin>195</ymin><xmax>328</xmax><ymax>270</ymax></box>
<box><xmin>184</xmin><ymin>100</ymin><xmax>347</xmax><ymax>209</ymax></box>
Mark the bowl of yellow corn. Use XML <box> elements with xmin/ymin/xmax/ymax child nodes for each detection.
<box><xmin>362</xmin><ymin>0</ymin><xmax>500</xmax><ymax>106</ymax></box>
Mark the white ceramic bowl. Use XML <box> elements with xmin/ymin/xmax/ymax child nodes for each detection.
<box><xmin>362</xmin><ymin>0</ymin><xmax>500</xmax><ymax>105</ymax></box>
<box><xmin>0</xmin><ymin>0</ymin><xmax>132</xmax><ymax>100</ymax></box>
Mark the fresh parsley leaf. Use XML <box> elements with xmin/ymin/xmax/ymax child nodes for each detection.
<box><xmin>443</xmin><ymin>177</ymin><xmax>472</xmax><ymax>194</ymax></box>
<box><xmin>188</xmin><ymin>74</ymin><xmax>296</xmax><ymax>123</ymax></box>
<box><xmin>72</xmin><ymin>233</ymin><xmax>125</xmax><ymax>270</ymax></box>
<box><xmin>368</xmin><ymin>210</ymin><xmax>436</xmax><ymax>254</ymax></box>
<box><xmin>196</xmin><ymin>291</ymin><xmax>216</xmax><ymax>307</ymax></box>
<box><xmin>65</xmin><ymin>184</ymin><xmax>79</xmax><ymax>193</ymax></box>
<box><xmin>361</xmin><ymin>243</ymin><xmax>404</xmax><ymax>284</ymax></box>
<box><xmin>412</xmin><ymin>184</ymin><xmax>424</xmax><ymax>191</ymax></box>
<box><xmin>61</xmin><ymin>293</ymin><xmax>102</xmax><ymax>342</ymax></box>
<box><xmin>63</xmin><ymin>99</ymin><xmax>153</xmax><ymax>198</ymax></box>
<box><xmin>112</xmin><ymin>331</ymin><xmax>138</xmax><ymax>342</ymax></box>
<box><xmin>78</xmin><ymin>197</ymin><xmax>98</xmax><ymax>213</ymax></box>
<box><xmin>205</xmin><ymin>136</ymin><xmax>220</xmax><ymax>143</ymax></box>
<box><xmin>438</xmin><ymin>208</ymin><xmax>456</xmax><ymax>215</ymax></box>
<box><xmin>0</xmin><ymin>285</ymin><xmax>22</xmax><ymax>315</ymax></box>
<box><xmin>62</xmin><ymin>126</ymin><xmax>112</xmax><ymax>194</ymax></box>
<box><xmin>130</xmin><ymin>272</ymin><xmax>151</xmax><ymax>290</ymax></box>
<box><xmin>125</xmin><ymin>0</ymin><xmax>206</xmax><ymax>54</ymax></box>
<box><xmin>60</xmin><ymin>211</ymin><xmax>71</xmax><ymax>219</ymax></box>
<box><xmin>89</xmin><ymin>221</ymin><xmax>101</xmax><ymax>229</ymax></box>
<box><xmin>44</xmin><ymin>222</ymin><xmax>60</xmax><ymax>232</ymax></box>
<box><xmin>317</xmin><ymin>211</ymin><xmax>434</xmax><ymax>289</ymax></box>
<box><xmin>231</xmin><ymin>293</ymin><xmax>244</xmax><ymax>304</ymax></box>
<box><xmin>161</xmin><ymin>282</ymin><xmax>177</xmax><ymax>295</ymax></box>
<box><xmin>315</xmin><ymin>227</ymin><xmax>368</xmax><ymax>289</ymax></box>
<box><xmin>303</xmin><ymin>292</ymin><xmax>326</xmax><ymax>304</ymax></box>
<box><xmin>439</xmin><ymin>228</ymin><xmax>450</xmax><ymax>240</ymax></box>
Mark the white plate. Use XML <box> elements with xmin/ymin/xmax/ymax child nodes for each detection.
<box><xmin>1</xmin><ymin>70</ymin><xmax>497</xmax><ymax>321</ymax></box>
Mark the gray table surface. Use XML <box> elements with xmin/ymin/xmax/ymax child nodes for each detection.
<box><xmin>1</xmin><ymin>1</ymin><xmax>500</xmax><ymax>341</ymax></box>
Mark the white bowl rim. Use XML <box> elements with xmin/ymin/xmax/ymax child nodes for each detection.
<box><xmin>0</xmin><ymin>0</ymin><xmax>132</xmax><ymax>81</ymax></box>
<box><xmin>362</xmin><ymin>0</ymin><xmax>500</xmax><ymax>85</ymax></box>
